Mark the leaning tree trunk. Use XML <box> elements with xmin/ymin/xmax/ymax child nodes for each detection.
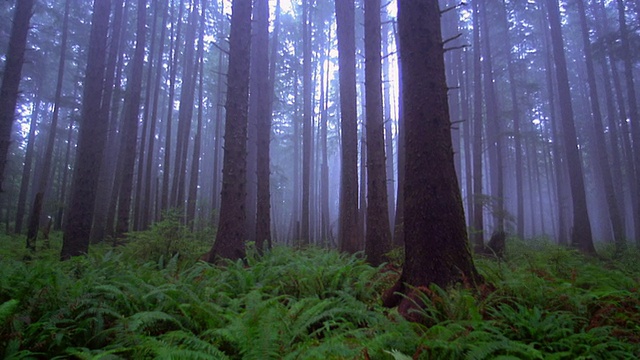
<box><xmin>384</xmin><ymin>0</ymin><xmax>482</xmax><ymax>319</ymax></box>
<box><xmin>206</xmin><ymin>0</ymin><xmax>252</xmax><ymax>262</ymax></box>
<box><xmin>0</xmin><ymin>0</ymin><xmax>36</xmax><ymax>192</ymax></box>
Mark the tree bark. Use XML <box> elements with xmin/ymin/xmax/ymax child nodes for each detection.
<box><xmin>336</xmin><ymin>0</ymin><xmax>360</xmax><ymax>254</ymax></box>
<box><xmin>364</xmin><ymin>0</ymin><xmax>392</xmax><ymax>266</ymax></box>
<box><xmin>545</xmin><ymin>0</ymin><xmax>595</xmax><ymax>254</ymax></box>
<box><xmin>207</xmin><ymin>0</ymin><xmax>252</xmax><ymax>262</ymax></box>
<box><xmin>385</xmin><ymin>0</ymin><xmax>482</xmax><ymax>315</ymax></box>
<box><xmin>0</xmin><ymin>0</ymin><xmax>35</xmax><ymax>192</ymax></box>
<box><xmin>61</xmin><ymin>0</ymin><xmax>111</xmax><ymax>259</ymax></box>
<box><xmin>255</xmin><ymin>0</ymin><xmax>273</xmax><ymax>251</ymax></box>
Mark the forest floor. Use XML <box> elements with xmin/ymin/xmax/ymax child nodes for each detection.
<box><xmin>1</xmin><ymin>220</ymin><xmax>639</xmax><ymax>359</ymax></box>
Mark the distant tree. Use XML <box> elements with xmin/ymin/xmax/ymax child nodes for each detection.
<box><xmin>114</xmin><ymin>0</ymin><xmax>147</xmax><ymax>238</ymax></box>
<box><xmin>25</xmin><ymin>0</ymin><xmax>72</xmax><ymax>249</ymax></box>
<box><xmin>61</xmin><ymin>0</ymin><xmax>111</xmax><ymax>259</ymax></box>
<box><xmin>206</xmin><ymin>0</ymin><xmax>252</xmax><ymax>262</ymax></box>
<box><xmin>384</xmin><ymin>0</ymin><xmax>482</xmax><ymax>317</ymax></box>
<box><xmin>335</xmin><ymin>0</ymin><xmax>360</xmax><ymax>253</ymax></box>
<box><xmin>364</xmin><ymin>0</ymin><xmax>392</xmax><ymax>266</ymax></box>
<box><xmin>471</xmin><ymin>0</ymin><xmax>484</xmax><ymax>250</ymax></box>
<box><xmin>0</xmin><ymin>0</ymin><xmax>36</xmax><ymax>193</ymax></box>
<box><xmin>300</xmin><ymin>0</ymin><xmax>312</xmax><ymax>245</ymax></box>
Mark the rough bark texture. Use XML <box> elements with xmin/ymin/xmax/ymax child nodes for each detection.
<box><xmin>364</xmin><ymin>0</ymin><xmax>392</xmax><ymax>266</ymax></box>
<box><xmin>207</xmin><ymin>0</ymin><xmax>252</xmax><ymax>262</ymax></box>
<box><xmin>0</xmin><ymin>0</ymin><xmax>35</xmax><ymax>192</ymax></box>
<box><xmin>546</xmin><ymin>0</ymin><xmax>596</xmax><ymax>254</ymax></box>
<box><xmin>336</xmin><ymin>0</ymin><xmax>360</xmax><ymax>254</ymax></box>
<box><xmin>255</xmin><ymin>0</ymin><xmax>273</xmax><ymax>251</ymax></box>
<box><xmin>61</xmin><ymin>0</ymin><xmax>111</xmax><ymax>259</ymax></box>
<box><xmin>384</xmin><ymin>0</ymin><xmax>482</xmax><ymax>313</ymax></box>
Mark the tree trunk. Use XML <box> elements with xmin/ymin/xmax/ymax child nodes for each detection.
<box><xmin>61</xmin><ymin>0</ymin><xmax>112</xmax><ymax>259</ymax></box>
<box><xmin>0</xmin><ymin>0</ymin><xmax>35</xmax><ymax>192</ymax></box>
<box><xmin>255</xmin><ymin>0</ymin><xmax>273</xmax><ymax>251</ymax></box>
<box><xmin>16</xmin><ymin>87</ymin><xmax>41</xmax><ymax>236</ymax></box>
<box><xmin>471</xmin><ymin>0</ymin><xmax>484</xmax><ymax>250</ymax></box>
<box><xmin>187</xmin><ymin>0</ymin><xmax>207</xmax><ymax>228</ymax></box>
<box><xmin>300</xmin><ymin>0</ymin><xmax>312</xmax><ymax>245</ymax></box>
<box><xmin>114</xmin><ymin>0</ymin><xmax>147</xmax><ymax>238</ymax></box>
<box><xmin>364</xmin><ymin>0</ymin><xmax>392</xmax><ymax>266</ymax></box>
<box><xmin>381</xmin><ymin>20</ymin><xmax>395</xmax><ymax>231</ymax></box>
<box><xmin>207</xmin><ymin>0</ymin><xmax>252</xmax><ymax>262</ymax></box>
<box><xmin>616</xmin><ymin>0</ymin><xmax>640</xmax><ymax>248</ymax></box>
<box><xmin>545</xmin><ymin>0</ymin><xmax>595</xmax><ymax>254</ymax></box>
<box><xmin>142</xmin><ymin>0</ymin><xmax>170</xmax><ymax>229</ymax></box>
<box><xmin>336</xmin><ymin>0</ymin><xmax>360</xmax><ymax>254</ymax></box>
<box><xmin>172</xmin><ymin>0</ymin><xmax>199</xmax><ymax>210</ymax></box>
<box><xmin>385</xmin><ymin>0</ymin><xmax>482</xmax><ymax>316</ymax></box>
<box><xmin>576</xmin><ymin>0</ymin><xmax>625</xmax><ymax>251</ymax></box>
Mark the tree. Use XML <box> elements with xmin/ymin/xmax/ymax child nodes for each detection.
<box><xmin>300</xmin><ymin>0</ymin><xmax>312</xmax><ymax>245</ymax></box>
<box><xmin>254</xmin><ymin>0</ymin><xmax>273</xmax><ymax>251</ymax></box>
<box><xmin>545</xmin><ymin>0</ymin><xmax>596</xmax><ymax>255</ymax></box>
<box><xmin>0</xmin><ymin>0</ymin><xmax>36</xmax><ymax>192</ymax></box>
<box><xmin>384</xmin><ymin>0</ymin><xmax>482</xmax><ymax>317</ymax></box>
<box><xmin>335</xmin><ymin>0</ymin><xmax>360</xmax><ymax>253</ymax></box>
<box><xmin>61</xmin><ymin>0</ymin><xmax>112</xmax><ymax>259</ymax></box>
<box><xmin>206</xmin><ymin>0</ymin><xmax>252</xmax><ymax>262</ymax></box>
<box><xmin>364</xmin><ymin>0</ymin><xmax>392</xmax><ymax>266</ymax></box>
<box><xmin>114</xmin><ymin>0</ymin><xmax>147</xmax><ymax>238</ymax></box>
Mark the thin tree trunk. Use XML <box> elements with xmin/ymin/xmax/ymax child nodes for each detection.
<box><xmin>114</xmin><ymin>0</ymin><xmax>147</xmax><ymax>238</ymax></box>
<box><xmin>16</xmin><ymin>88</ymin><xmax>40</xmax><ymax>237</ymax></box>
<box><xmin>471</xmin><ymin>0</ymin><xmax>484</xmax><ymax>250</ymax></box>
<box><xmin>300</xmin><ymin>0</ymin><xmax>312</xmax><ymax>245</ymax></box>
<box><xmin>576</xmin><ymin>0</ymin><xmax>625</xmax><ymax>251</ymax></box>
<box><xmin>142</xmin><ymin>0</ymin><xmax>169</xmax><ymax>229</ymax></box>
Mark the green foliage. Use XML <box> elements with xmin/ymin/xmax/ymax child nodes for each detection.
<box><xmin>0</xmin><ymin>235</ymin><xmax>639</xmax><ymax>359</ymax></box>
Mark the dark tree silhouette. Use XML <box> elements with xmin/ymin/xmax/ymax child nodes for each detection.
<box><xmin>384</xmin><ymin>0</ymin><xmax>482</xmax><ymax>317</ymax></box>
<box><xmin>545</xmin><ymin>0</ymin><xmax>596</xmax><ymax>254</ymax></box>
<box><xmin>336</xmin><ymin>0</ymin><xmax>360</xmax><ymax>253</ymax></box>
<box><xmin>364</xmin><ymin>0</ymin><xmax>392</xmax><ymax>266</ymax></box>
<box><xmin>61</xmin><ymin>0</ymin><xmax>111</xmax><ymax>259</ymax></box>
<box><xmin>0</xmin><ymin>0</ymin><xmax>36</xmax><ymax>193</ymax></box>
<box><xmin>206</xmin><ymin>0</ymin><xmax>252</xmax><ymax>262</ymax></box>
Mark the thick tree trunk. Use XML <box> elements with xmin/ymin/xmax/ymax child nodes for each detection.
<box><xmin>545</xmin><ymin>0</ymin><xmax>595</xmax><ymax>254</ymax></box>
<box><xmin>61</xmin><ymin>0</ymin><xmax>112</xmax><ymax>259</ymax></box>
<box><xmin>385</xmin><ymin>0</ymin><xmax>482</xmax><ymax>316</ymax></box>
<box><xmin>255</xmin><ymin>0</ymin><xmax>273</xmax><ymax>251</ymax></box>
<box><xmin>364</xmin><ymin>0</ymin><xmax>392</xmax><ymax>266</ymax></box>
<box><xmin>336</xmin><ymin>0</ymin><xmax>360</xmax><ymax>253</ymax></box>
<box><xmin>207</xmin><ymin>0</ymin><xmax>252</xmax><ymax>262</ymax></box>
<box><xmin>0</xmin><ymin>0</ymin><xmax>35</xmax><ymax>192</ymax></box>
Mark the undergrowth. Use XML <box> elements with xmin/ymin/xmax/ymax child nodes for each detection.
<box><xmin>0</xmin><ymin>231</ymin><xmax>638</xmax><ymax>359</ymax></box>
